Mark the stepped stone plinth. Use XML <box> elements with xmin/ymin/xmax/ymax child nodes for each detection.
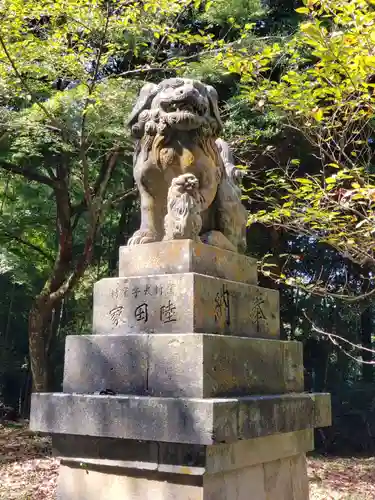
<box><xmin>30</xmin><ymin>240</ymin><xmax>331</xmax><ymax>499</ymax></box>
<box><xmin>61</xmin><ymin>334</ymin><xmax>304</xmax><ymax>397</ymax></box>
<box><xmin>93</xmin><ymin>273</ymin><xmax>279</xmax><ymax>338</ymax></box>
<box><xmin>118</xmin><ymin>240</ymin><xmax>258</xmax><ymax>284</ymax></box>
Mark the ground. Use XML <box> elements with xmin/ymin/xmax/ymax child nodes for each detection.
<box><xmin>1</xmin><ymin>423</ymin><xmax>374</xmax><ymax>500</ymax></box>
<box><xmin>308</xmin><ymin>455</ymin><xmax>375</xmax><ymax>500</ymax></box>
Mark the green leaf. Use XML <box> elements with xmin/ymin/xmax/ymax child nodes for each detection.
<box><xmin>295</xmin><ymin>7</ymin><xmax>310</xmax><ymax>14</ymax></box>
<box><xmin>295</xmin><ymin>178</ymin><xmax>313</xmax><ymax>185</ymax></box>
<box><xmin>204</xmin><ymin>0</ymin><xmax>213</xmax><ymax>11</ymax></box>
<box><xmin>325</xmin><ymin>177</ymin><xmax>336</xmax><ymax>184</ymax></box>
<box><xmin>312</xmin><ymin>108</ymin><xmax>323</xmax><ymax>121</ymax></box>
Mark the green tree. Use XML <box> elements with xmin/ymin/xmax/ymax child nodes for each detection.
<box><xmin>222</xmin><ymin>0</ymin><xmax>375</xmax><ymax>290</ymax></box>
<box><xmin>0</xmin><ymin>0</ymin><xmax>221</xmax><ymax>391</ymax></box>
<box><xmin>217</xmin><ymin>0</ymin><xmax>375</xmax><ymax>383</ymax></box>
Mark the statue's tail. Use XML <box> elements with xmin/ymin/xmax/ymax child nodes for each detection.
<box><xmin>215</xmin><ymin>138</ymin><xmax>245</xmax><ymax>194</ymax></box>
<box><xmin>214</xmin><ymin>138</ymin><xmax>247</xmax><ymax>253</ymax></box>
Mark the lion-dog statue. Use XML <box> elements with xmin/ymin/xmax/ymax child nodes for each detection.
<box><xmin>127</xmin><ymin>77</ymin><xmax>247</xmax><ymax>253</ymax></box>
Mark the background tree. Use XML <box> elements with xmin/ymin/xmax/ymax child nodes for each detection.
<box><xmin>0</xmin><ymin>0</ymin><xmax>222</xmax><ymax>391</ymax></box>
<box><xmin>222</xmin><ymin>0</ymin><xmax>375</xmax><ymax>278</ymax></box>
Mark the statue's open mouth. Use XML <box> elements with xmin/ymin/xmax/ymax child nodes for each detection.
<box><xmin>163</xmin><ymin>98</ymin><xmax>207</xmax><ymax>116</ymax></box>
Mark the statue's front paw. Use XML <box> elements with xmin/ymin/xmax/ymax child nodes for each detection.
<box><xmin>127</xmin><ymin>230</ymin><xmax>159</xmax><ymax>245</ymax></box>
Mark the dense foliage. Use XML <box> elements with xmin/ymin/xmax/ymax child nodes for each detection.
<box><xmin>0</xmin><ymin>0</ymin><xmax>374</xmax><ymax>452</ymax></box>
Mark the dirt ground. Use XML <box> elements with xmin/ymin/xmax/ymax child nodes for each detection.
<box><xmin>1</xmin><ymin>423</ymin><xmax>375</xmax><ymax>500</ymax></box>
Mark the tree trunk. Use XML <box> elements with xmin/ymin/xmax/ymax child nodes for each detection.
<box><xmin>108</xmin><ymin>198</ymin><xmax>138</xmax><ymax>274</ymax></box>
<box><xmin>28</xmin><ymin>294</ymin><xmax>54</xmax><ymax>392</ymax></box>
<box><xmin>28</xmin><ymin>183</ymin><xmax>73</xmax><ymax>392</ymax></box>
<box><xmin>27</xmin><ymin>152</ymin><xmax>118</xmax><ymax>392</ymax></box>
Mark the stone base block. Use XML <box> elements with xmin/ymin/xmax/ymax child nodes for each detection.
<box><xmin>54</xmin><ymin>431</ymin><xmax>313</xmax><ymax>499</ymax></box>
<box><xmin>56</xmin><ymin>459</ymin><xmax>308</xmax><ymax>500</ymax></box>
<box><xmin>63</xmin><ymin>334</ymin><xmax>304</xmax><ymax>397</ymax></box>
<box><xmin>118</xmin><ymin>240</ymin><xmax>258</xmax><ymax>285</ymax></box>
<box><xmin>56</xmin><ymin>456</ymin><xmax>308</xmax><ymax>500</ymax></box>
<box><xmin>93</xmin><ymin>273</ymin><xmax>279</xmax><ymax>338</ymax></box>
<box><xmin>30</xmin><ymin>392</ymin><xmax>331</xmax><ymax>445</ymax></box>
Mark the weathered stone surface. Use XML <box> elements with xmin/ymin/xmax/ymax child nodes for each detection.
<box><xmin>205</xmin><ymin>430</ymin><xmax>314</xmax><ymax>474</ymax></box>
<box><xmin>238</xmin><ymin>392</ymin><xmax>331</xmax><ymax>439</ymax></box>
<box><xmin>53</xmin><ymin>435</ymin><xmax>160</xmax><ymax>470</ymax></box>
<box><xmin>55</xmin><ymin>452</ymin><xmax>309</xmax><ymax>500</ymax></box>
<box><xmin>200</xmin><ymin>336</ymin><xmax>303</xmax><ymax>397</ymax></box>
<box><xmin>63</xmin><ymin>334</ymin><xmax>303</xmax><ymax>397</ymax></box>
<box><xmin>264</xmin><ymin>457</ymin><xmax>293</xmax><ymax>500</ymax></box>
<box><xmin>310</xmin><ymin>392</ymin><xmax>332</xmax><ymax>428</ymax></box>
<box><xmin>57</xmin><ymin>463</ymin><xmax>202</xmax><ymax>500</ymax></box>
<box><xmin>93</xmin><ymin>273</ymin><xmax>279</xmax><ymax>338</ymax></box>
<box><xmin>262</xmin><ymin>454</ymin><xmax>309</xmax><ymax>500</ymax></box>
<box><xmin>204</xmin><ymin>465</ymin><xmax>266</xmax><ymax>500</ymax></box>
<box><xmin>291</xmin><ymin>454</ymin><xmax>309</xmax><ymax>500</ymax></box>
<box><xmin>52</xmin><ymin>430</ymin><xmax>313</xmax><ymax>477</ymax></box>
<box><xmin>238</xmin><ymin>394</ymin><xmax>316</xmax><ymax>440</ymax></box>
<box><xmin>119</xmin><ymin>240</ymin><xmax>257</xmax><ymax>284</ymax></box>
<box><xmin>63</xmin><ymin>334</ymin><xmax>148</xmax><ymax>394</ymax></box>
<box><xmin>30</xmin><ymin>393</ymin><xmax>235</xmax><ymax>445</ymax></box>
<box><xmin>147</xmin><ymin>334</ymin><xmax>203</xmax><ymax>397</ymax></box>
<box><xmin>30</xmin><ymin>392</ymin><xmax>330</xmax><ymax>445</ymax></box>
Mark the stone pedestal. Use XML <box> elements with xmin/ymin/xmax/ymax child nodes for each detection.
<box><xmin>30</xmin><ymin>240</ymin><xmax>331</xmax><ymax>499</ymax></box>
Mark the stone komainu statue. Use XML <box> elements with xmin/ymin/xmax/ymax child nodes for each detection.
<box><xmin>127</xmin><ymin>78</ymin><xmax>247</xmax><ymax>253</ymax></box>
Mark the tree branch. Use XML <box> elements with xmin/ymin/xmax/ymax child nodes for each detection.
<box><xmin>80</xmin><ymin>1</ymin><xmax>112</xmax><ymax>216</ymax></box>
<box><xmin>71</xmin><ymin>148</ymin><xmax>124</xmax><ymax>227</ymax></box>
<box><xmin>0</xmin><ymin>33</ymin><xmax>56</xmax><ymax>123</ymax></box>
<box><xmin>0</xmin><ymin>163</ymin><xmax>55</xmax><ymax>187</ymax></box>
<box><xmin>107</xmin><ymin>66</ymin><xmax>175</xmax><ymax>80</ymax></box>
<box><xmin>49</xmin><ymin>155</ymin><xmax>130</xmax><ymax>305</ymax></box>
<box><xmin>49</xmin><ymin>222</ymin><xmax>96</xmax><ymax>304</ymax></box>
<box><xmin>96</xmin><ymin>149</ymin><xmax>119</xmax><ymax>202</ymax></box>
<box><xmin>305</xmin><ymin>313</ymin><xmax>375</xmax><ymax>364</ymax></box>
<box><xmin>1</xmin><ymin>230</ymin><xmax>54</xmax><ymax>262</ymax></box>
<box><xmin>259</xmin><ymin>256</ymin><xmax>375</xmax><ymax>303</ymax></box>
<box><xmin>150</xmin><ymin>0</ymin><xmax>192</xmax><ymax>66</ymax></box>
<box><xmin>107</xmin><ymin>187</ymin><xmax>138</xmax><ymax>206</ymax></box>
